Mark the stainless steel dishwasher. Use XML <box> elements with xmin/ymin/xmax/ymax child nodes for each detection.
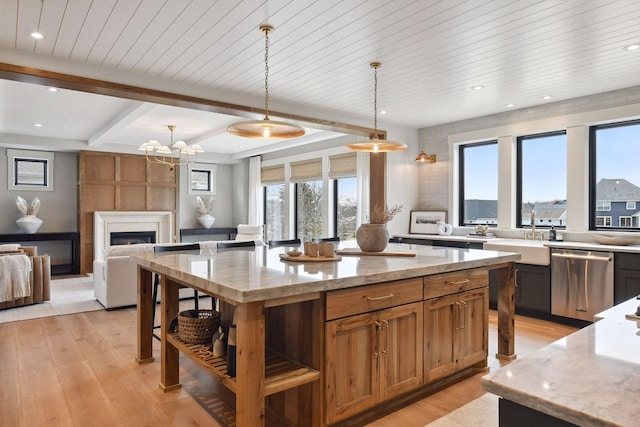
<box><xmin>551</xmin><ymin>248</ymin><xmax>614</xmax><ymax>321</ymax></box>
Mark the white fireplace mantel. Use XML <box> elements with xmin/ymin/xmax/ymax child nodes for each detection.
<box><xmin>94</xmin><ymin>211</ymin><xmax>172</xmax><ymax>261</ymax></box>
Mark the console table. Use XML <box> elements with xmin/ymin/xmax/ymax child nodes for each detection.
<box><xmin>0</xmin><ymin>232</ymin><xmax>79</xmax><ymax>275</ymax></box>
<box><xmin>179</xmin><ymin>227</ymin><xmax>237</xmax><ymax>242</ymax></box>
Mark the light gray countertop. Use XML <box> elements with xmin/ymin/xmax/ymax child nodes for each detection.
<box><xmin>131</xmin><ymin>243</ymin><xmax>519</xmax><ymax>303</ymax></box>
<box><xmin>482</xmin><ymin>296</ymin><xmax>640</xmax><ymax>427</ymax></box>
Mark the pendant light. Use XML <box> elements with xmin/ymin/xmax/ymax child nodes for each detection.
<box><xmin>227</xmin><ymin>25</ymin><xmax>305</xmax><ymax>140</ymax></box>
<box><xmin>345</xmin><ymin>62</ymin><xmax>407</xmax><ymax>152</ymax></box>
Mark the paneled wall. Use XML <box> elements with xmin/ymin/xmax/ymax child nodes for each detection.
<box><xmin>78</xmin><ymin>151</ymin><xmax>179</xmax><ymax>274</ymax></box>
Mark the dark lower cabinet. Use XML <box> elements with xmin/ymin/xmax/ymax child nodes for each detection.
<box><xmin>499</xmin><ymin>399</ymin><xmax>578</xmax><ymax>427</ymax></box>
<box><xmin>614</xmin><ymin>253</ymin><xmax>640</xmax><ymax>304</ymax></box>
<box><xmin>489</xmin><ymin>263</ymin><xmax>550</xmax><ymax>317</ymax></box>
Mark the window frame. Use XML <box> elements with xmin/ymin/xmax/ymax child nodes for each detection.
<box><xmin>589</xmin><ymin>119</ymin><xmax>640</xmax><ymax>231</ymax></box>
<box><xmin>458</xmin><ymin>140</ymin><xmax>498</xmax><ymax>227</ymax></box>
<box><xmin>515</xmin><ymin>131</ymin><xmax>567</xmax><ymax>229</ymax></box>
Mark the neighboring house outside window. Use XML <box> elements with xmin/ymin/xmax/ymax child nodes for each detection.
<box><xmin>619</xmin><ymin>216</ymin><xmax>633</xmax><ymax>227</ymax></box>
<box><xmin>596</xmin><ymin>216</ymin><xmax>612</xmax><ymax>227</ymax></box>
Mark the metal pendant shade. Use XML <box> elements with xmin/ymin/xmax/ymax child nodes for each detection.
<box><xmin>345</xmin><ymin>62</ymin><xmax>407</xmax><ymax>153</ymax></box>
<box><xmin>227</xmin><ymin>25</ymin><xmax>305</xmax><ymax>140</ymax></box>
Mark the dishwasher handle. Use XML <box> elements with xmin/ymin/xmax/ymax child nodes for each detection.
<box><xmin>551</xmin><ymin>252</ymin><xmax>611</xmax><ymax>262</ymax></box>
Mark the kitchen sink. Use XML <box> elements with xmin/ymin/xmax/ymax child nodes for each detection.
<box><xmin>483</xmin><ymin>239</ymin><xmax>550</xmax><ymax>266</ymax></box>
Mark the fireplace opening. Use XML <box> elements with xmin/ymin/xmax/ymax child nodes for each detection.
<box><xmin>110</xmin><ymin>231</ymin><xmax>156</xmax><ymax>246</ymax></box>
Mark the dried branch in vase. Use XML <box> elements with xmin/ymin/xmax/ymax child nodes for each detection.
<box><xmin>16</xmin><ymin>196</ymin><xmax>41</xmax><ymax>216</ymax></box>
<box><xmin>196</xmin><ymin>196</ymin><xmax>214</xmax><ymax>216</ymax></box>
<box><xmin>368</xmin><ymin>204</ymin><xmax>402</xmax><ymax>224</ymax></box>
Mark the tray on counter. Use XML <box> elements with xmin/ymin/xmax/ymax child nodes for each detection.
<box><xmin>279</xmin><ymin>253</ymin><xmax>342</xmax><ymax>262</ymax></box>
<box><xmin>335</xmin><ymin>248</ymin><xmax>417</xmax><ymax>257</ymax></box>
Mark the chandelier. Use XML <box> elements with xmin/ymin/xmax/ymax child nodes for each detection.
<box><xmin>345</xmin><ymin>62</ymin><xmax>407</xmax><ymax>153</ymax></box>
<box><xmin>138</xmin><ymin>125</ymin><xmax>204</xmax><ymax>170</ymax></box>
<box><xmin>227</xmin><ymin>25</ymin><xmax>305</xmax><ymax>139</ymax></box>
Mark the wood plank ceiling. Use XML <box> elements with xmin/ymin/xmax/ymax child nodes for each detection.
<box><xmin>1</xmin><ymin>0</ymin><xmax>639</xmax><ymax>143</ymax></box>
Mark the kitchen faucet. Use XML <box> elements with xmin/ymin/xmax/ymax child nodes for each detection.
<box><xmin>524</xmin><ymin>209</ymin><xmax>544</xmax><ymax>240</ymax></box>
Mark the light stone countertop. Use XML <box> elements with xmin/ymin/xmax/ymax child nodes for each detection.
<box><xmin>131</xmin><ymin>243</ymin><xmax>520</xmax><ymax>304</ymax></box>
<box><xmin>482</xmin><ymin>296</ymin><xmax>640</xmax><ymax>427</ymax></box>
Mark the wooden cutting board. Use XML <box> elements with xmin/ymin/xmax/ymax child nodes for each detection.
<box><xmin>335</xmin><ymin>248</ymin><xmax>417</xmax><ymax>257</ymax></box>
<box><xmin>279</xmin><ymin>254</ymin><xmax>342</xmax><ymax>262</ymax></box>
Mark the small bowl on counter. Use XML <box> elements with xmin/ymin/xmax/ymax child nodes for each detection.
<box><xmin>286</xmin><ymin>250</ymin><xmax>302</xmax><ymax>257</ymax></box>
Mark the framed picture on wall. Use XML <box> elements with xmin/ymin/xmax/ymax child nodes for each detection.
<box><xmin>188</xmin><ymin>163</ymin><xmax>217</xmax><ymax>195</ymax></box>
<box><xmin>409</xmin><ymin>210</ymin><xmax>446</xmax><ymax>234</ymax></box>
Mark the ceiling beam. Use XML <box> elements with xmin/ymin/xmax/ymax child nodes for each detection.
<box><xmin>88</xmin><ymin>102</ymin><xmax>158</xmax><ymax>147</ymax></box>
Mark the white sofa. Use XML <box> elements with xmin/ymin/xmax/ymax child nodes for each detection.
<box><xmin>93</xmin><ymin>228</ymin><xmax>264</xmax><ymax>309</ymax></box>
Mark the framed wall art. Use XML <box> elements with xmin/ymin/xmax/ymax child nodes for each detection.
<box><xmin>409</xmin><ymin>210</ymin><xmax>446</xmax><ymax>234</ymax></box>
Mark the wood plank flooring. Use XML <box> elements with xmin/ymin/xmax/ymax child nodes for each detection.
<box><xmin>0</xmin><ymin>305</ymin><xmax>577</xmax><ymax>426</ymax></box>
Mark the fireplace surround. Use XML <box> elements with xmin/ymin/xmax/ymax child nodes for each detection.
<box><xmin>94</xmin><ymin>211</ymin><xmax>172</xmax><ymax>262</ymax></box>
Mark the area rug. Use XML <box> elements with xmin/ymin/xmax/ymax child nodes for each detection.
<box><xmin>0</xmin><ymin>275</ymin><xmax>103</xmax><ymax>323</ymax></box>
<box><xmin>425</xmin><ymin>393</ymin><xmax>498</xmax><ymax>427</ymax></box>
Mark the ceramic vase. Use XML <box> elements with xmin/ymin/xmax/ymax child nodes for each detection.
<box><xmin>16</xmin><ymin>215</ymin><xmax>43</xmax><ymax>234</ymax></box>
<box><xmin>356</xmin><ymin>223</ymin><xmax>389</xmax><ymax>252</ymax></box>
<box><xmin>198</xmin><ymin>214</ymin><xmax>215</xmax><ymax>229</ymax></box>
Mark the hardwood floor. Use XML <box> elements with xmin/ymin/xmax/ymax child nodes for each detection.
<box><xmin>0</xmin><ymin>306</ymin><xmax>577</xmax><ymax>426</ymax></box>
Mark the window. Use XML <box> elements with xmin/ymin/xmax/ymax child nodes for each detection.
<box><xmin>626</xmin><ymin>201</ymin><xmax>636</xmax><ymax>210</ymax></box>
<box><xmin>295</xmin><ymin>181</ymin><xmax>323</xmax><ymax>241</ymax></box>
<box><xmin>517</xmin><ymin>132</ymin><xmax>567</xmax><ymax>228</ymax></box>
<box><xmin>459</xmin><ymin>141</ymin><xmax>498</xmax><ymax>226</ymax></box>
<box><xmin>264</xmin><ymin>184</ymin><xmax>286</xmax><ymax>241</ymax></box>
<box><xmin>619</xmin><ymin>216</ymin><xmax>633</xmax><ymax>227</ymax></box>
<box><xmin>262</xmin><ymin>165</ymin><xmax>286</xmax><ymax>241</ymax></box>
<box><xmin>7</xmin><ymin>149</ymin><xmax>54</xmax><ymax>191</ymax></box>
<box><xmin>334</xmin><ymin>177</ymin><xmax>357</xmax><ymax>239</ymax></box>
<box><xmin>590</xmin><ymin>120</ymin><xmax>640</xmax><ymax>230</ymax></box>
<box><xmin>291</xmin><ymin>159</ymin><xmax>323</xmax><ymax>240</ymax></box>
<box><xmin>330</xmin><ymin>154</ymin><xmax>357</xmax><ymax>239</ymax></box>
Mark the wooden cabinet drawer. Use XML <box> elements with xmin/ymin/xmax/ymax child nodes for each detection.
<box><xmin>326</xmin><ymin>278</ymin><xmax>423</xmax><ymax>320</ymax></box>
<box><xmin>423</xmin><ymin>269</ymin><xmax>488</xmax><ymax>300</ymax></box>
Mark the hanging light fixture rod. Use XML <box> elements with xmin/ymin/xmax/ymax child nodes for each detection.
<box><xmin>227</xmin><ymin>24</ymin><xmax>305</xmax><ymax>140</ymax></box>
<box><xmin>344</xmin><ymin>62</ymin><xmax>407</xmax><ymax>153</ymax></box>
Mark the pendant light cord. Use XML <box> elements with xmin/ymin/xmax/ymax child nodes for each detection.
<box><xmin>263</xmin><ymin>26</ymin><xmax>271</xmax><ymax>120</ymax></box>
<box><xmin>373</xmin><ymin>65</ymin><xmax>378</xmax><ymax>136</ymax></box>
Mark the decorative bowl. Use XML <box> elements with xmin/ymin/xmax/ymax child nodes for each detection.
<box><xmin>590</xmin><ymin>234</ymin><xmax>640</xmax><ymax>246</ymax></box>
<box><xmin>286</xmin><ymin>250</ymin><xmax>302</xmax><ymax>257</ymax></box>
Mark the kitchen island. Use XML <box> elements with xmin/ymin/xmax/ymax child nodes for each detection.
<box><xmin>482</xmin><ymin>296</ymin><xmax>640</xmax><ymax>427</ymax></box>
<box><xmin>134</xmin><ymin>243</ymin><xmax>519</xmax><ymax>426</ymax></box>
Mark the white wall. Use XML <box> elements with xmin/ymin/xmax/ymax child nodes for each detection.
<box><xmin>0</xmin><ymin>147</ymin><xmax>77</xmax><ymax>233</ymax></box>
<box><xmin>418</xmin><ymin>85</ymin><xmax>640</xmax><ymax>232</ymax></box>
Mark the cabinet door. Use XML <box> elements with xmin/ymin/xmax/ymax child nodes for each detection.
<box><xmin>379</xmin><ymin>302</ymin><xmax>423</xmax><ymax>401</ymax></box>
<box><xmin>457</xmin><ymin>288</ymin><xmax>488</xmax><ymax>369</ymax></box>
<box><xmin>325</xmin><ymin>312</ymin><xmax>378</xmax><ymax>424</ymax></box>
<box><xmin>515</xmin><ymin>264</ymin><xmax>550</xmax><ymax>313</ymax></box>
<box><xmin>423</xmin><ymin>293</ymin><xmax>458</xmax><ymax>383</ymax></box>
<box><xmin>615</xmin><ymin>269</ymin><xmax>640</xmax><ymax>304</ymax></box>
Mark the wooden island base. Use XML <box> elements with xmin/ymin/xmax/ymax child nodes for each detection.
<box><xmin>135</xmin><ymin>245</ymin><xmax>517</xmax><ymax>426</ymax></box>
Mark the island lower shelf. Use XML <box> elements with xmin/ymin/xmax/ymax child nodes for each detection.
<box><xmin>166</xmin><ymin>332</ymin><xmax>320</xmax><ymax>396</ymax></box>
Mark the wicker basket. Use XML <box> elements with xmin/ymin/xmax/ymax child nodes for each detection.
<box><xmin>177</xmin><ymin>309</ymin><xmax>221</xmax><ymax>344</ymax></box>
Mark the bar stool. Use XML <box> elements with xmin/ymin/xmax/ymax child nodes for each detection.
<box><xmin>268</xmin><ymin>238</ymin><xmax>301</xmax><ymax>248</ymax></box>
<box><xmin>152</xmin><ymin>243</ymin><xmax>201</xmax><ymax>341</ymax></box>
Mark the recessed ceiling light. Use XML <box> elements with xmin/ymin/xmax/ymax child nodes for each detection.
<box><xmin>543</xmin><ymin>95</ymin><xmax>552</xmax><ymax>100</ymax></box>
<box><xmin>471</xmin><ymin>85</ymin><xmax>485</xmax><ymax>91</ymax></box>
<box><xmin>47</xmin><ymin>87</ymin><xmax>59</xmax><ymax>92</ymax></box>
<box><xmin>33</xmin><ymin>123</ymin><xmax>43</xmax><ymax>127</ymax></box>
<box><xmin>623</xmin><ymin>44</ymin><xmax>640</xmax><ymax>51</ymax></box>
<box><xmin>379</xmin><ymin>110</ymin><xmax>387</xmax><ymax>115</ymax></box>
<box><xmin>30</xmin><ymin>32</ymin><xmax>44</xmax><ymax>39</ymax></box>
<box><xmin>505</xmin><ymin>103</ymin><xmax>515</xmax><ymax>108</ymax></box>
